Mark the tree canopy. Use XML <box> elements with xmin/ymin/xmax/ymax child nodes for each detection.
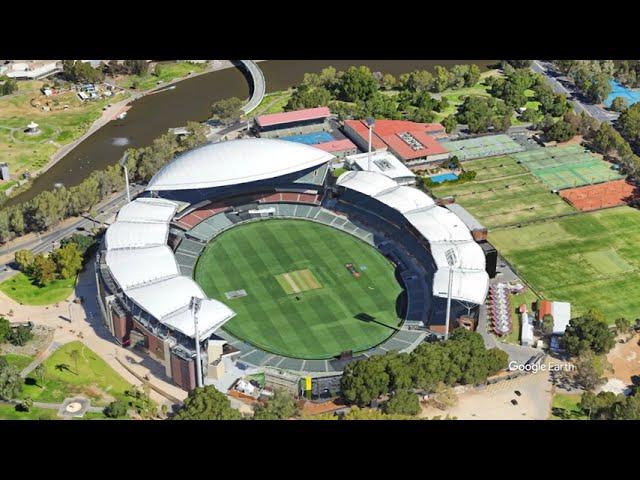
<box><xmin>173</xmin><ymin>386</ymin><xmax>242</xmax><ymax>420</ymax></box>
<box><xmin>253</xmin><ymin>389</ymin><xmax>299</xmax><ymax>420</ymax></box>
<box><xmin>563</xmin><ymin>309</ymin><xmax>615</xmax><ymax>356</ymax></box>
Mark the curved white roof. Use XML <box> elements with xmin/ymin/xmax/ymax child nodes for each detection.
<box><xmin>405</xmin><ymin>207</ymin><xmax>472</xmax><ymax>243</ymax></box>
<box><xmin>162</xmin><ymin>300</ymin><xmax>236</xmax><ymax>338</ymax></box>
<box><xmin>430</xmin><ymin>241</ymin><xmax>486</xmax><ymax>271</ymax></box>
<box><xmin>336</xmin><ymin>170</ymin><xmax>398</xmax><ymax>196</ymax></box>
<box><xmin>117</xmin><ymin>199</ymin><xmax>177</xmax><ymax>224</ymax></box>
<box><xmin>433</xmin><ymin>269</ymin><xmax>489</xmax><ymax>305</ymax></box>
<box><xmin>105</xmin><ymin>246</ymin><xmax>179</xmax><ymax>290</ymax></box>
<box><xmin>127</xmin><ymin>275</ymin><xmax>206</xmax><ymax>320</ymax></box>
<box><xmin>105</xmin><ymin>221</ymin><xmax>169</xmax><ymax>250</ymax></box>
<box><xmin>146</xmin><ymin>138</ymin><xmax>334</xmax><ymax>191</ymax></box>
<box><xmin>375</xmin><ymin>186</ymin><xmax>435</xmax><ymax>214</ymax></box>
<box><xmin>337</xmin><ymin>170</ymin><xmax>488</xmax><ymax>305</ymax></box>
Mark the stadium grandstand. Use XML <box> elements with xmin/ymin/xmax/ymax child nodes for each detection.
<box><xmin>96</xmin><ymin>138</ymin><xmax>489</xmax><ymax>392</ymax></box>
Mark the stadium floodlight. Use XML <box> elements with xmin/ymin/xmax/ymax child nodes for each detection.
<box><xmin>365</xmin><ymin>117</ymin><xmax>375</xmax><ymax>172</ymax></box>
<box><xmin>119</xmin><ymin>152</ymin><xmax>131</xmax><ymax>203</ymax></box>
<box><xmin>189</xmin><ymin>296</ymin><xmax>204</xmax><ymax>388</ymax></box>
<box><xmin>444</xmin><ymin>248</ymin><xmax>458</xmax><ymax>341</ymax></box>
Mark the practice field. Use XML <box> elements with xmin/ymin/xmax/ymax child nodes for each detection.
<box><xmin>489</xmin><ymin>206</ymin><xmax>640</xmax><ymax>323</ymax></box>
<box><xmin>513</xmin><ymin>145</ymin><xmax>624</xmax><ymax>190</ymax></box>
<box><xmin>195</xmin><ymin>219</ymin><xmax>403</xmax><ymax>359</ymax></box>
<box><xmin>430</xmin><ymin>156</ymin><xmax>574</xmax><ymax>228</ymax></box>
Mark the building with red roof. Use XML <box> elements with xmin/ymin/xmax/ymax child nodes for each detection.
<box><xmin>254</xmin><ymin>107</ymin><xmax>331</xmax><ymax>136</ymax></box>
<box><xmin>343</xmin><ymin>119</ymin><xmax>450</xmax><ymax>168</ymax></box>
<box><xmin>313</xmin><ymin>138</ymin><xmax>358</xmax><ymax>158</ymax></box>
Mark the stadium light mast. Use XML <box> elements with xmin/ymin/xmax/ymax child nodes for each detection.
<box><xmin>119</xmin><ymin>152</ymin><xmax>131</xmax><ymax>203</ymax></box>
<box><xmin>444</xmin><ymin>248</ymin><xmax>458</xmax><ymax>341</ymax></box>
<box><xmin>190</xmin><ymin>296</ymin><xmax>204</xmax><ymax>388</ymax></box>
<box><xmin>365</xmin><ymin>117</ymin><xmax>375</xmax><ymax>172</ymax></box>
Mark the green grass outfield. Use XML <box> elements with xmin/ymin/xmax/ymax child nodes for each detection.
<box><xmin>0</xmin><ymin>272</ymin><xmax>76</xmax><ymax>305</ymax></box>
<box><xmin>431</xmin><ymin>156</ymin><xmax>575</xmax><ymax>228</ymax></box>
<box><xmin>489</xmin><ymin>206</ymin><xmax>640</xmax><ymax>323</ymax></box>
<box><xmin>195</xmin><ymin>219</ymin><xmax>403</xmax><ymax>359</ymax></box>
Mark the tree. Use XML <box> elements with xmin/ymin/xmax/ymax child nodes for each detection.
<box><xmin>341</xmin><ymin>355</ymin><xmax>391</xmax><ymax>406</ymax></box>
<box><xmin>564</xmin><ymin>310</ymin><xmax>616</xmax><ymax>356</ymax></box>
<box><xmin>52</xmin><ymin>242</ymin><xmax>84</xmax><ymax>279</ymax></box>
<box><xmin>382</xmin><ymin>389</ymin><xmax>420</xmax><ymax>416</ymax></box>
<box><xmin>31</xmin><ymin>254</ymin><xmax>57</xmax><ymax>286</ymax></box>
<box><xmin>0</xmin><ymin>317</ymin><xmax>11</xmax><ymax>343</ymax></box>
<box><xmin>14</xmin><ymin>249</ymin><xmax>34</xmax><ymax>274</ymax></box>
<box><xmin>173</xmin><ymin>386</ymin><xmax>242</xmax><ymax>420</ymax></box>
<box><xmin>381</xmin><ymin>73</ymin><xmax>396</xmax><ymax>91</ymax></box>
<box><xmin>0</xmin><ymin>76</ymin><xmax>18</xmax><ymax>96</ymax></box>
<box><xmin>62</xmin><ymin>60</ymin><xmax>104</xmax><ymax>84</ymax></box>
<box><xmin>429</xmin><ymin>382</ymin><xmax>459</xmax><ymax>410</ymax></box>
<box><xmin>465</xmin><ymin>64</ymin><xmax>481</xmax><ymax>87</ymax></box>
<box><xmin>33</xmin><ymin>364</ymin><xmax>46</xmax><ymax>387</ymax></box>
<box><xmin>104</xmin><ymin>400</ymin><xmax>128</xmax><ymax>418</ymax></box>
<box><xmin>60</xmin><ymin>234</ymin><xmax>96</xmax><ymax>256</ymax></box>
<box><xmin>0</xmin><ymin>361</ymin><xmax>22</xmax><ymax>400</ymax></box>
<box><xmin>68</xmin><ymin>349</ymin><xmax>80</xmax><ymax>375</ymax></box>
<box><xmin>573</xmin><ymin>350</ymin><xmax>610</xmax><ymax>391</ymax></box>
<box><xmin>400</xmin><ymin>70</ymin><xmax>433</xmax><ymax>93</ymax></box>
<box><xmin>618</xmin><ymin>103</ymin><xmax>640</xmax><ymax>142</ymax></box>
<box><xmin>615</xmin><ymin>317</ymin><xmax>631</xmax><ymax>335</ymax></box>
<box><xmin>9</xmin><ymin>325</ymin><xmax>33</xmax><ymax>347</ymax></box>
<box><xmin>431</xmin><ymin>66</ymin><xmax>451</xmax><ymax>93</ymax></box>
<box><xmin>253</xmin><ymin>389</ymin><xmax>299</xmax><ymax>420</ymax></box>
<box><xmin>210</xmin><ymin>97</ymin><xmax>244</xmax><ymax>125</ymax></box>
<box><xmin>502</xmin><ymin>60</ymin><xmax>531</xmax><ymax>69</ymax></box>
<box><xmin>542</xmin><ymin>314</ymin><xmax>555</xmax><ymax>335</ymax></box>
<box><xmin>545</xmin><ymin>118</ymin><xmax>577</xmax><ymax>143</ymax></box>
<box><xmin>337</xmin><ymin>66</ymin><xmax>379</xmax><ymax>102</ymax></box>
<box><xmin>442</xmin><ymin>115</ymin><xmax>458</xmax><ymax>134</ymax></box>
<box><xmin>285</xmin><ymin>85</ymin><xmax>332</xmax><ymax>111</ymax></box>
<box><xmin>342</xmin><ymin>406</ymin><xmax>415</xmax><ymax>420</ymax></box>
<box><xmin>610</xmin><ymin>96</ymin><xmax>628</xmax><ymax>112</ymax></box>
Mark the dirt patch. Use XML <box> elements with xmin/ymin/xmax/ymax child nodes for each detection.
<box><xmin>606</xmin><ymin>334</ymin><xmax>640</xmax><ymax>388</ymax></box>
<box><xmin>560</xmin><ymin>180</ymin><xmax>638</xmax><ymax>212</ymax></box>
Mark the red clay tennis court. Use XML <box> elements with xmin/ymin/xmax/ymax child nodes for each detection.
<box><xmin>560</xmin><ymin>179</ymin><xmax>639</xmax><ymax>211</ymax></box>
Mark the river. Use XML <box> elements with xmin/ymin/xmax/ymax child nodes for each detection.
<box><xmin>5</xmin><ymin>60</ymin><xmax>494</xmax><ymax>207</ymax></box>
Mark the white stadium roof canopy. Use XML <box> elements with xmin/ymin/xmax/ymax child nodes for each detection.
<box><xmin>336</xmin><ymin>170</ymin><xmax>398</xmax><ymax>196</ymax></box>
<box><xmin>161</xmin><ymin>300</ymin><xmax>236</xmax><ymax>338</ymax></box>
<box><xmin>432</xmin><ymin>269</ymin><xmax>489</xmax><ymax>305</ymax></box>
<box><xmin>336</xmin><ymin>170</ymin><xmax>488</xmax><ymax>305</ymax></box>
<box><xmin>116</xmin><ymin>198</ymin><xmax>177</xmax><ymax>224</ymax></box>
<box><xmin>105</xmin><ymin>221</ymin><xmax>169</xmax><ymax>250</ymax></box>
<box><xmin>146</xmin><ymin>138</ymin><xmax>334</xmax><ymax>191</ymax></box>
<box><xmin>105</xmin><ymin>246</ymin><xmax>179</xmax><ymax>291</ymax></box>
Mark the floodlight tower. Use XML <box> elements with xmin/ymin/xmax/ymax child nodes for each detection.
<box><xmin>119</xmin><ymin>152</ymin><xmax>131</xmax><ymax>203</ymax></box>
<box><xmin>444</xmin><ymin>248</ymin><xmax>458</xmax><ymax>341</ymax></box>
<box><xmin>365</xmin><ymin>117</ymin><xmax>375</xmax><ymax>172</ymax></box>
<box><xmin>190</xmin><ymin>296</ymin><xmax>204</xmax><ymax>388</ymax></box>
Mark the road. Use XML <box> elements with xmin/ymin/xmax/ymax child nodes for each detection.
<box><xmin>531</xmin><ymin>60</ymin><xmax>619</xmax><ymax>124</ymax></box>
<box><xmin>0</xmin><ymin>184</ymin><xmax>145</xmax><ymax>282</ymax></box>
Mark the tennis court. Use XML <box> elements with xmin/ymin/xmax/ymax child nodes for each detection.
<box><xmin>281</xmin><ymin>131</ymin><xmax>334</xmax><ymax>145</ymax></box>
<box><xmin>560</xmin><ymin>179</ymin><xmax>638</xmax><ymax>211</ymax></box>
<box><xmin>513</xmin><ymin>145</ymin><xmax>625</xmax><ymax>190</ymax></box>
<box><xmin>440</xmin><ymin>134</ymin><xmax>525</xmax><ymax>161</ymax></box>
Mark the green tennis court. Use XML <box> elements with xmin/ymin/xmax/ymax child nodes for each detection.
<box><xmin>513</xmin><ymin>146</ymin><xmax>624</xmax><ymax>190</ymax></box>
<box><xmin>441</xmin><ymin>134</ymin><xmax>525</xmax><ymax>161</ymax></box>
<box><xmin>194</xmin><ymin>219</ymin><xmax>403</xmax><ymax>359</ymax></box>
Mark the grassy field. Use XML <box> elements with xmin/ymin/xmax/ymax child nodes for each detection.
<box><xmin>0</xmin><ymin>403</ymin><xmax>58</xmax><ymax>420</ymax></box>
<box><xmin>250</xmin><ymin>89</ymin><xmax>293</xmax><ymax>117</ymax></box>
<box><xmin>0</xmin><ymin>353</ymin><xmax>34</xmax><ymax>371</ymax></box>
<box><xmin>0</xmin><ymin>272</ymin><xmax>75</xmax><ymax>305</ymax></box>
<box><xmin>0</xmin><ymin>80</ymin><xmax>128</xmax><ymax>180</ymax></box>
<box><xmin>432</xmin><ymin>71</ymin><xmax>497</xmax><ymax>122</ymax></box>
<box><xmin>490</xmin><ymin>206</ymin><xmax>640</xmax><ymax>323</ymax></box>
<box><xmin>117</xmin><ymin>61</ymin><xmax>207</xmax><ymax>90</ymax></box>
<box><xmin>550</xmin><ymin>393</ymin><xmax>587</xmax><ymax>420</ymax></box>
<box><xmin>195</xmin><ymin>219</ymin><xmax>403</xmax><ymax>359</ymax></box>
<box><xmin>430</xmin><ymin>156</ymin><xmax>575</xmax><ymax>228</ymax></box>
<box><xmin>20</xmin><ymin>341</ymin><xmax>132</xmax><ymax>406</ymax></box>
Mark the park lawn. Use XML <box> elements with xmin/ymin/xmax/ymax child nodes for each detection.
<box><xmin>430</xmin><ymin>156</ymin><xmax>574</xmax><ymax>228</ymax></box>
<box><xmin>0</xmin><ymin>353</ymin><xmax>34</xmax><ymax>371</ymax></box>
<box><xmin>550</xmin><ymin>393</ymin><xmax>587</xmax><ymax>420</ymax></box>
<box><xmin>251</xmin><ymin>89</ymin><xmax>293</xmax><ymax>116</ymax></box>
<box><xmin>21</xmin><ymin>341</ymin><xmax>133</xmax><ymax>406</ymax></box>
<box><xmin>0</xmin><ymin>86</ymin><xmax>129</xmax><ymax>178</ymax></box>
<box><xmin>195</xmin><ymin>219</ymin><xmax>403</xmax><ymax>359</ymax></box>
<box><xmin>0</xmin><ymin>272</ymin><xmax>76</xmax><ymax>305</ymax></box>
<box><xmin>117</xmin><ymin>61</ymin><xmax>207</xmax><ymax>90</ymax></box>
<box><xmin>0</xmin><ymin>403</ymin><xmax>58</xmax><ymax>420</ymax></box>
<box><xmin>489</xmin><ymin>206</ymin><xmax>640</xmax><ymax>323</ymax></box>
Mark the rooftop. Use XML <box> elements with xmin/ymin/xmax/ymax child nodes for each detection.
<box><xmin>255</xmin><ymin>107</ymin><xmax>331</xmax><ymax>128</ymax></box>
<box><xmin>345</xmin><ymin>150</ymin><xmax>416</xmax><ymax>183</ymax></box>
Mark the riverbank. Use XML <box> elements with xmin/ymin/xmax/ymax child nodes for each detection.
<box><xmin>2</xmin><ymin>61</ymin><xmax>239</xmax><ymax>205</ymax></box>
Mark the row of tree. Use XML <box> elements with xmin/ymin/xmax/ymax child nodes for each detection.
<box><xmin>340</xmin><ymin>329</ymin><xmax>508</xmax><ymax>407</ymax></box>
<box><xmin>61</xmin><ymin>60</ymin><xmax>105</xmax><ymax>84</ymax></box>
<box><xmin>552</xmin><ymin>60</ymin><xmax>613</xmax><ymax>104</ymax></box>
<box><xmin>0</xmin><ymin>122</ymin><xmax>208</xmax><ymax>244</ymax></box>
<box><xmin>15</xmin><ymin>240</ymin><xmax>85</xmax><ymax>286</ymax></box>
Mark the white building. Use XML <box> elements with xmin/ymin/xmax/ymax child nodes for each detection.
<box><xmin>5</xmin><ymin>61</ymin><xmax>60</xmax><ymax>79</ymax></box>
<box><xmin>345</xmin><ymin>150</ymin><xmax>416</xmax><ymax>186</ymax></box>
<box><xmin>551</xmin><ymin>301</ymin><xmax>571</xmax><ymax>334</ymax></box>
